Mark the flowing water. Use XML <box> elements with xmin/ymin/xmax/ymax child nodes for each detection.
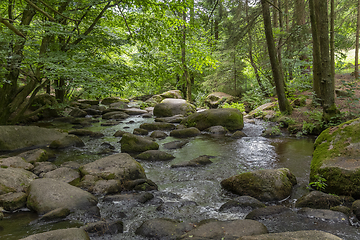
<box><xmin>1</xmin><ymin>116</ymin><xmax>359</xmax><ymax>239</ymax></box>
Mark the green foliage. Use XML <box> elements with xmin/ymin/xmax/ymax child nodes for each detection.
<box><xmin>241</xmin><ymin>88</ymin><xmax>270</xmax><ymax>110</ymax></box>
<box><xmin>308</xmin><ymin>174</ymin><xmax>327</xmax><ymax>191</ymax></box>
<box><xmin>221</xmin><ymin>102</ymin><xmax>245</xmax><ymax>112</ymax></box>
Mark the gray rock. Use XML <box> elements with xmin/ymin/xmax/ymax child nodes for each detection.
<box><xmin>239</xmin><ymin>230</ymin><xmax>342</xmax><ymax>240</ymax></box>
<box><xmin>221</xmin><ymin>168</ymin><xmax>297</xmax><ymax>202</ymax></box>
<box><xmin>204</xmin><ymin>92</ymin><xmax>235</xmax><ymax>108</ymax></box>
<box><xmin>102</xmin><ymin>111</ymin><xmax>129</xmax><ymax>120</ymax></box>
<box><xmin>109</xmin><ymin>101</ymin><xmax>129</xmax><ymax>109</ymax></box>
<box><xmin>80</xmin><ymin>153</ymin><xmax>146</xmax><ymax>181</ymax></box>
<box><xmin>19</xmin><ymin>228</ymin><xmax>90</xmax><ymax>240</ymax></box>
<box><xmin>136</xmin><ymin>150</ymin><xmax>175</xmax><ymax>161</ymax></box>
<box><xmin>170</xmin><ymin>127</ymin><xmax>201</xmax><ymax>138</ymax></box>
<box><xmin>43</xmin><ymin>167</ymin><xmax>81</xmax><ymax>185</ymax></box>
<box><xmin>136</xmin><ymin>218</ymin><xmax>194</xmax><ymax>240</ymax></box>
<box><xmin>133</xmin><ymin>128</ymin><xmax>149</xmax><ymax>135</ymax></box>
<box><xmin>0</xmin><ymin>156</ymin><xmax>34</xmax><ymax>171</ymax></box>
<box><xmin>78</xmin><ymin>99</ymin><xmax>99</xmax><ymax>105</ymax></box>
<box><xmin>32</xmin><ymin>162</ymin><xmax>57</xmax><ymax>176</ymax></box>
<box><xmin>27</xmin><ymin>178</ymin><xmax>98</xmax><ymax>215</ymax></box>
<box><xmin>297</xmin><ymin>207</ymin><xmax>349</xmax><ymax>224</ymax></box>
<box><xmin>90</xmin><ymin>179</ymin><xmax>122</xmax><ymax>195</ymax></box>
<box><xmin>219</xmin><ymin>196</ymin><xmax>266</xmax><ymax>212</ymax></box>
<box><xmin>113</xmin><ymin>130</ymin><xmax>128</xmax><ymax>137</ymax></box>
<box><xmin>0</xmin><ymin>168</ymin><xmax>37</xmax><ymax>194</ymax></box>
<box><xmin>120</xmin><ymin>133</ymin><xmax>159</xmax><ymax>153</ymax></box>
<box><xmin>154</xmin><ymin>98</ymin><xmax>196</xmax><ymax>117</ymax></box>
<box><xmin>206</xmin><ymin>125</ymin><xmax>228</xmax><ymax>135</ymax></box>
<box><xmin>245</xmin><ymin>205</ymin><xmax>292</xmax><ymax>220</ymax></box>
<box><xmin>181</xmin><ymin>108</ymin><xmax>244</xmax><ymax>132</ymax></box>
<box><xmin>49</xmin><ymin>135</ymin><xmax>85</xmax><ymax>149</ymax></box>
<box><xmin>295</xmin><ymin>191</ymin><xmax>341</xmax><ymax>209</ymax></box>
<box><xmin>17</xmin><ymin>149</ymin><xmax>48</xmax><ymax>163</ymax></box>
<box><xmin>163</xmin><ymin>140</ymin><xmax>189</xmax><ymax>149</ymax></box>
<box><xmin>0</xmin><ymin>192</ymin><xmax>27</xmax><ymax>211</ymax></box>
<box><xmin>140</xmin><ymin>122</ymin><xmax>176</xmax><ymax>131</ymax></box>
<box><xmin>180</xmin><ymin>219</ymin><xmax>268</xmax><ymax>239</ymax></box>
<box><xmin>61</xmin><ymin>161</ymin><xmax>81</xmax><ymax>170</ymax></box>
<box><xmin>39</xmin><ymin>207</ymin><xmax>71</xmax><ymax>221</ymax></box>
<box><xmin>0</xmin><ymin>126</ymin><xmax>67</xmax><ymax>151</ymax></box>
<box><xmin>231</xmin><ymin>131</ymin><xmax>247</xmax><ymax>138</ymax></box>
<box><xmin>160</xmin><ymin>90</ymin><xmax>183</xmax><ymax>99</ymax></box>
<box><xmin>150</xmin><ymin>130</ymin><xmax>168</xmax><ymax>139</ymax></box>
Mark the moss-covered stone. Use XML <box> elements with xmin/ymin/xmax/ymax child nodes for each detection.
<box><xmin>181</xmin><ymin>108</ymin><xmax>244</xmax><ymax>132</ymax></box>
<box><xmin>221</xmin><ymin>168</ymin><xmax>297</xmax><ymax>202</ymax></box>
<box><xmin>153</xmin><ymin>99</ymin><xmax>196</xmax><ymax>117</ymax></box>
<box><xmin>169</xmin><ymin>127</ymin><xmax>201</xmax><ymax>138</ymax></box>
<box><xmin>310</xmin><ymin>118</ymin><xmax>360</xmax><ymax>198</ymax></box>
<box><xmin>120</xmin><ymin>133</ymin><xmax>159</xmax><ymax>153</ymax></box>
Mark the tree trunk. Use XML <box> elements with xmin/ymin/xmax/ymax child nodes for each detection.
<box><xmin>246</xmin><ymin>0</ymin><xmax>266</xmax><ymax>93</ymax></box>
<box><xmin>261</xmin><ymin>0</ymin><xmax>292</xmax><ymax>114</ymax></box>
<box><xmin>181</xmin><ymin>7</ymin><xmax>191</xmax><ymax>102</ymax></box>
<box><xmin>330</xmin><ymin>0</ymin><xmax>335</xmax><ymax>87</ymax></box>
<box><xmin>317</xmin><ymin>0</ymin><xmax>338</xmax><ymax>120</ymax></box>
<box><xmin>355</xmin><ymin>0</ymin><xmax>360</xmax><ymax>78</ymax></box>
<box><xmin>309</xmin><ymin>0</ymin><xmax>322</xmax><ymax>102</ymax></box>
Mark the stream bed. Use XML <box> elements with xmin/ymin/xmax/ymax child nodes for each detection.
<box><xmin>1</xmin><ymin>115</ymin><xmax>360</xmax><ymax>239</ymax></box>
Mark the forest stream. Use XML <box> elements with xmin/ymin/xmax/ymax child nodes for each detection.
<box><xmin>1</xmin><ymin>116</ymin><xmax>360</xmax><ymax>239</ymax></box>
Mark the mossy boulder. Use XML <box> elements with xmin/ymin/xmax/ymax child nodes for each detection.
<box><xmin>310</xmin><ymin>118</ymin><xmax>360</xmax><ymax>198</ymax></box>
<box><xmin>169</xmin><ymin>127</ymin><xmax>201</xmax><ymax>138</ymax></box>
<box><xmin>17</xmin><ymin>149</ymin><xmax>48</xmax><ymax>163</ymax></box>
<box><xmin>140</xmin><ymin>122</ymin><xmax>176</xmax><ymax>131</ymax></box>
<box><xmin>120</xmin><ymin>133</ymin><xmax>159</xmax><ymax>153</ymax></box>
<box><xmin>80</xmin><ymin>153</ymin><xmax>146</xmax><ymax>182</ymax></box>
<box><xmin>49</xmin><ymin>135</ymin><xmax>85</xmax><ymax>149</ymax></box>
<box><xmin>136</xmin><ymin>150</ymin><xmax>175</xmax><ymax>161</ymax></box>
<box><xmin>0</xmin><ymin>168</ymin><xmax>37</xmax><ymax>194</ymax></box>
<box><xmin>221</xmin><ymin>168</ymin><xmax>297</xmax><ymax>202</ymax></box>
<box><xmin>0</xmin><ymin>192</ymin><xmax>28</xmax><ymax>211</ymax></box>
<box><xmin>43</xmin><ymin>167</ymin><xmax>81</xmax><ymax>185</ymax></box>
<box><xmin>0</xmin><ymin>126</ymin><xmax>68</xmax><ymax>151</ymax></box>
<box><xmin>153</xmin><ymin>99</ymin><xmax>196</xmax><ymax>117</ymax></box>
<box><xmin>0</xmin><ymin>156</ymin><xmax>34</xmax><ymax>171</ymax></box>
<box><xmin>295</xmin><ymin>191</ymin><xmax>341</xmax><ymax>209</ymax></box>
<box><xmin>101</xmin><ymin>97</ymin><xmax>129</xmax><ymax>105</ymax></box>
<box><xmin>181</xmin><ymin>108</ymin><xmax>244</xmax><ymax>132</ymax></box>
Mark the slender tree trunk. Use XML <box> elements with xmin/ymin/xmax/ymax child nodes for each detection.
<box><xmin>317</xmin><ymin>0</ymin><xmax>338</xmax><ymax>120</ymax></box>
<box><xmin>246</xmin><ymin>0</ymin><xmax>266</xmax><ymax>93</ymax></box>
<box><xmin>309</xmin><ymin>0</ymin><xmax>322</xmax><ymax>102</ymax></box>
<box><xmin>330</xmin><ymin>0</ymin><xmax>335</xmax><ymax>87</ymax></box>
<box><xmin>261</xmin><ymin>0</ymin><xmax>292</xmax><ymax>114</ymax></box>
<box><xmin>355</xmin><ymin>0</ymin><xmax>360</xmax><ymax>78</ymax></box>
<box><xmin>181</xmin><ymin>8</ymin><xmax>191</xmax><ymax>102</ymax></box>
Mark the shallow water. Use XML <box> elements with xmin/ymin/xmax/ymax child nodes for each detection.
<box><xmin>1</xmin><ymin>116</ymin><xmax>359</xmax><ymax>239</ymax></box>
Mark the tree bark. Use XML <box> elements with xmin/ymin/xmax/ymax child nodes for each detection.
<box><xmin>181</xmin><ymin>6</ymin><xmax>191</xmax><ymax>102</ymax></box>
<box><xmin>309</xmin><ymin>0</ymin><xmax>322</xmax><ymax>102</ymax></box>
<box><xmin>261</xmin><ymin>0</ymin><xmax>292</xmax><ymax>114</ymax></box>
<box><xmin>317</xmin><ymin>0</ymin><xmax>338</xmax><ymax>120</ymax></box>
<box><xmin>355</xmin><ymin>0</ymin><xmax>360</xmax><ymax>78</ymax></box>
<box><xmin>330</xmin><ymin>0</ymin><xmax>335</xmax><ymax>87</ymax></box>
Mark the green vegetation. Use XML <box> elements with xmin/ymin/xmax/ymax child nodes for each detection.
<box><xmin>308</xmin><ymin>174</ymin><xmax>327</xmax><ymax>191</ymax></box>
<box><xmin>0</xmin><ymin>0</ymin><xmax>359</xmax><ymax>125</ymax></box>
<box><xmin>221</xmin><ymin>102</ymin><xmax>245</xmax><ymax>112</ymax></box>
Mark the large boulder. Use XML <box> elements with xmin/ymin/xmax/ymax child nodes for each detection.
<box><xmin>0</xmin><ymin>156</ymin><xmax>34</xmax><ymax>171</ymax></box>
<box><xmin>170</xmin><ymin>127</ymin><xmax>201</xmax><ymax>138</ymax></box>
<box><xmin>0</xmin><ymin>126</ymin><xmax>68</xmax><ymax>151</ymax></box>
<box><xmin>0</xmin><ymin>192</ymin><xmax>28</xmax><ymax>211</ymax></box>
<box><xmin>153</xmin><ymin>99</ymin><xmax>196</xmax><ymax>117</ymax></box>
<box><xmin>80</xmin><ymin>153</ymin><xmax>146</xmax><ymax>182</ymax></box>
<box><xmin>20</xmin><ymin>228</ymin><xmax>90</xmax><ymax>240</ymax></box>
<box><xmin>136</xmin><ymin>150</ymin><xmax>175</xmax><ymax>161</ymax></box>
<box><xmin>295</xmin><ymin>191</ymin><xmax>341</xmax><ymax>209</ymax></box>
<box><xmin>120</xmin><ymin>133</ymin><xmax>159</xmax><ymax>153</ymax></box>
<box><xmin>204</xmin><ymin>92</ymin><xmax>235</xmax><ymax>108</ymax></box>
<box><xmin>181</xmin><ymin>108</ymin><xmax>244</xmax><ymax>132</ymax></box>
<box><xmin>140</xmin><ymin>122</ymin><xmax>176</xmax><ymax>131</ymax></box>
<box><xmin>0</xmin><ymin>168</ymin><xmax>37</xmax><ymax>194</ymax></box>
<box><xmin>27</xmin><ymin>178</ymin><xmax>98</xmax><ymax>215</ymax></box>
<box><xmin>101</xmin><ymin>97</ymin><xmax>129</xmax><ymax>105</ymax></box>
<box><xmin>221</xmin><ymin>168</ymin><xmax>297</xmax><ymax>202</ymax></box>
<box><xmin>49</xmin><ymin>135</ymin><xmax>85</xmax><ymax>149</ymax></box>
<box><xmin>310</xmin><ymin>118</ymin><xmax>360</xmax><ymax>198</ymax></box>
<box><xmin>180</xmin><ymin>219</ymin><xmax>268</xmax><ymax>239</ymax></box>
<box><xmin>43</xmin><ymin>167</ymin><xmax>81</xmax><ymax>185</ymax></box>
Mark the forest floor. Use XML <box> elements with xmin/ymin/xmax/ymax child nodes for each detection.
<box><xmin>279</xmin><ymin>73</ymin><xmax>360</xmax><ymax>135</ymax></box>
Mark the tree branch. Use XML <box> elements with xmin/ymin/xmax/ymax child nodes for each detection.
<box><xmin>117</xmin><ymin>4</ymin><xmax>134</xmax><ymax>40</ymax></box>
<box><xmin>23</xmin><ymin>0</ymin><xmax>56</xmax><ymax>21</ymax></box>
<box><xmin>38</xmin><ymin>0</ymin><xmax>80</xmax><ymax>22</ymax></box>
<box><xmin>0</xmin><ymin>15</ymin><xmax>26</xmax><ymax>38</ymax></box>
<box><xmin>206</xmin><ymin>0</ymin><xmax>219</xmax><ymax>26</ymax></box>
